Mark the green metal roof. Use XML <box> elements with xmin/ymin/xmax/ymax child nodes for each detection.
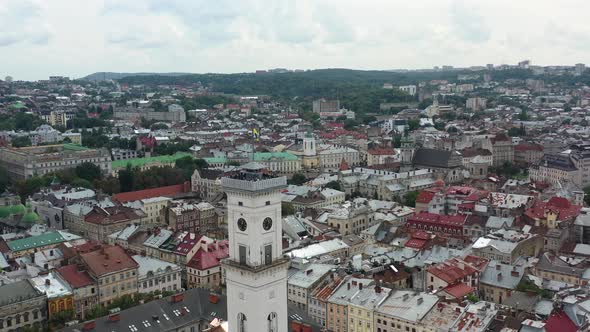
<box><xmin>254</xmin><ymin>152</ymin><xmax>298</xmax><ymax>161</ymax></box>
<box><xmin>8</xmin><ymin>231</ymin><xmax>65</xmax><ymax>252</ymax></box>
<box><xmin>112</xmin><ymin>152</ymin><xmax>193</xmax><ymax>170</ymax></box>
<box><xmin>10</xmin><ymin>204</ymin><xmax>25</xmax><ymax>215</ymax></box>
<box><xmin>203</xmin><ymin>157</ymin><xmax>228</xmax><ymax>164</ymax></box>
<box><xmin>22</xmin><ymin>211</ymin><xmax>40</xmax><ymax>224</ymax></box>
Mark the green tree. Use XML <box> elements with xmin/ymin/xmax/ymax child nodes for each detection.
<box><xmin>0</xmin><ymin>166</ymin><xmax>10</xmax><ymax>193</ymax></box>
<box><xmin>76</xmin><ymin>162</ymin><xmax>102</xmax><ymax>182</ymax></box>
<box><xmin>325</xmin><ymin>181</ymin><xmax>342</xmax><ymax>191</ymax></box>
<box><xmin>288</xmin><ymin>173</ymin><xmax>307</xmax><ymax>185</ymax></box>
<box><xmin>403</xmin><ymin>191</ymin><xmax>419</xmax><ymax>207</ymax></box>
<box><xmin>407</xmin><ymin>119</ymin><xmax>420</xmax><ymax>131</ymax></box>
<box><xmin>11</xmin><ymin>136</ymin><xmax>32</xmax><ymax>147</ymax></box>
<box><xmin>343</xmin><ymin>119</ymin><xmax>359</xmax><ymax>130</ymax></box>
<box><xmin>118</xmin><ymin>164</ymin><xmax>135</xmax><ymax>192</ymax></box>
<box><xmin>282</xmin><ymin>202</ymin><xmax>295</xmax><ymax>216</ymax></box>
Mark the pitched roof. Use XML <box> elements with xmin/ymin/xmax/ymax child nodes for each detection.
<box><xmin>7</xmin><ymin>231</ymin><xmax>65</xmax><ymax>252</ymax></box>
<box><xmin>186</xmin><ymin>242</ymin><xmax>229</xmax><ymax>270</ymax></box>
<box><xmin>56</xmin><ymin>264</ymin><xmax>95</xmax><ymax>289</ymax></box>
<box><xmin>60</xmin><ymin>288</ymin><xmax>228</xmax><ymax>332</ymax></box>
<box><xmin>416</xmin><ymin>190</ymin><xmax>436</xmax><ymax>204</ymax></box>
<box><xmin>413</xmin><ymin>148</ymin><xmax>457</xmax><ymax>168</ymax></box>
<box><xmin>80</xmin><ymin>245</ymin><xmax>138</xmax><ymax>277</ymax></box>
<box><xmin>84</xmin><ymin>206</ymin><xmax>144</xmax><ymax>225</ymax></box>
<box><xmin>442</xmin><ymin>283</ymin><xmax>474</xmax><ymax>299</ymax></box>
<box><xmin>0</xmin><ymin>280</ymin><xmax>44</xmax><ymax>306</ymax></box>
<box><xmin>544</xmin><ymin>310</ymin><xmax>578</xmax><ymax>332</ymax></box>
<box><xmin>113</xmin><ymin>183</ymin><xmax>188</xmax><ymax>203</ymax></box>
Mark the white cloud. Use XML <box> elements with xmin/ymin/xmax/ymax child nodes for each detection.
<box><xmin>1</xmin><ymin>0</ymin><xmax>590</xmax><ymax>80</ymax></box>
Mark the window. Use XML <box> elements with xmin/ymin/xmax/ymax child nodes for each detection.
<box><xmin>266</xmin><ymin>201</ymin><xmax>271</xmax><ymax>206</ymax></box>
<box><xmin>238</xmin><ymin>202</ymin><xmax>243</xmax><ymax>206</ymax></box>
<box><xmin>237</xmin><ymin>313</ymin><xmax>247</xmax><ymax>332</ymax></box>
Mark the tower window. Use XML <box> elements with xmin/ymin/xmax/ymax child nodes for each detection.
<box><xmin>238</xmin><ymin>201</ymin><xmax>243</xmax><ymax>206</ymax></box>
<box><xmin>266</xmin><ymin>201</ymin><xmax>271</xmax><ymax>206</ymax></box>
<box><xmin>238</xmin><ymin>313</ymin><xmax>247</xmax><ymax>332</ymax></box>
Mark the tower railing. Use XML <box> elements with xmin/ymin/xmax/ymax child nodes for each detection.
<box><xmin>222</xmin><ymin>177</ymin><xmax>287</xmax><ymax>192</ymax></box>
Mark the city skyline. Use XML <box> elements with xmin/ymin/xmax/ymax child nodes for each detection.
<box><xmin>2</xmin><ymin>0</ymin><xmax>590</xmax><ymax>80</ymax></box>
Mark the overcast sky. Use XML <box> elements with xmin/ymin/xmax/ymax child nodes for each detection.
<box><xmin>2</xmin><ymin>0</ymin><xmax>589</xmax><ymax>81</ymax></box>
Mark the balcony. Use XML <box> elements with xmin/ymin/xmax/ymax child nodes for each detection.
<box><xmin>221</xmin><ymin>176</ymin><xmax>287</xmax><ymax>193</ymax></box>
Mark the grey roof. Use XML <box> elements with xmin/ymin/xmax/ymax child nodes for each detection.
<box><xmin>413</xmin><ymin>148</ymin><xmax>456</xmax><ymax>168</ymax></box>
<box><xmin>132</xmin><ymin>255</ymin><xmax>181</xmax><ymax>278</ymax></box>
<box><xmin>500</xmin><ymin>291</ymin><xmax>539</xmax><ymax>310</ymax></box>
<box><xmin>0</xmin><ymin>280</ymin><xmax>45</xmax><ymax>306</ymax></box>
<box><xmin>376</xmin><ymin>290</ymin><xmax>438</xmax><ymax>322</ymax></box>
<box><xmin>59</xmin><ymin>288</ymin><xmax>228</xmax><ymax>332</ymax></box>
<box><xmin>536</xmin><ymin>252</ymin><xmax>586</xmax><ymax>278</ymax></box>
<box><xmin>288</xmin><ymin>264</ymin><xmax>336</xmax><ymax>289</ymax></box>
<box><xmin>485</xmin><ymin>216</ymin><xmax>515</xmax><ymax>230</ymax></box>
<box><xmin>480</xmin><ymin>260</ymin><xmax>524</xmax><ymax>289</ymax></box>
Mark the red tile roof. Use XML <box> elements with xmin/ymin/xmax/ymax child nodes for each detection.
<box><xmin>427</xmin><ymin>258</ymin><xmax>478</xmax><ymax>284</ymax></box>
<box><xmin>368</xmin><ymin>147</ymin><xmax>396</xmax><ymax>156</ymax></box>
<box><xmin>416</xmin><ymin>190</ymin><xmax>436</xmax><ymax>204</ymax></box>
<box><xmin>175</xmin><ymin>233</ymin><xmax>202</xmax><ymax>255</ymax></box>
<box><xmin>80</xmin><ymin>245</ymin><xmax>138</xmax><ymax>277</ymax></box>
<box><xmin>408</xmin><ymin>212</ymin><xmax>467</xmax><ymax>227</ymax></box>
<box><xmin>113</xmin><ymin>183</ymin><xmax>189</xmax><ymax>203</ymax></box>
<box><xmin>544</xmin><ymin>311</ymin><xmax>577</xmax><ymax>332</ymax></box>
<box><xmin>405</xmin><ymin>238</ymin><xmax>427</xmax><ymax>249</ymax></box>
<box><xmin>524</xmin><ymin>196</ymin><xmax>581</xmax><ymax>222</ymax></box>
<box><xmin>186</xmin><ymin>240</ymin><xmax>229</xmax><ymax>270</ymax></box>
<box><xmin>442</xmin><ymin>283</ymin><xmax>474</xmax><ymax>299</ymax></box>
<box><xmin>85</xmin><ymin>206</ymin><xmax>143</xmax><ymax>225</ymax></box>
<box><xmin>514</xmin><ymin>143</ymin><xmax>543</xmax><ymax>152</ymax></box>
<box><xmin>56</xmin><ymin>264</ymin><xmax>95</xmax><ymax>289</ymax></box>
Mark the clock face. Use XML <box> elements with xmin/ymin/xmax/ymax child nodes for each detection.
<box><xmin>237</xmin><ymin>218</ymin><xmax>247</xmax><ymax>232</ymax></box>
<box><xmin>263</xmin><ymin>217</ymin><xmax>273</xmax><ymax>231</ymax></box>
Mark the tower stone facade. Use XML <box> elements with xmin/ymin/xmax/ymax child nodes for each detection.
<box><xmin>221</xmin><ymin>165</ymin><xmax>290</xmax><ymax>332</ymax></box>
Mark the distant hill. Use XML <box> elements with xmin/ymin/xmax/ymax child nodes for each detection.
<box><xmin>82</xmin><ymin>72</ymin><xmax>193</xmax><ymax>81</ymax></box>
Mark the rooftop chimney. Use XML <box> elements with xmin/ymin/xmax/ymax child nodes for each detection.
<box><xmin>497</xmin><ymin>273</ymin><xmax>503</xmax><ymax>281</ymax></box>
<box><xmin>510</xmin><ymin>271</ymin><xmax>519</xmax><ymax>277</ymax></box>
<box><xmin>417</xmin><ymin>297</ymin><xmax>424</xmax><ymax>305</ymax></box>
<box><xmin>359</xmin><ymin>283</ymin><xmax>363</xmax><ymax>290</ymax></box>
<box><xmin>45</xmin><ymin>279</ymin><xmax>51</xmax><ymax>286</ymax></box>
<box><xmin>347</xmin><ymin>283</ymin><xmax>351</xmax><ymax>290</ymax></box>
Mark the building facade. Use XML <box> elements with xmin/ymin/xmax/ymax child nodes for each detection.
<box><xmin>0</xmin><ymin>144</ymin><xmax>111</xmax><ymax>180</ymax></box>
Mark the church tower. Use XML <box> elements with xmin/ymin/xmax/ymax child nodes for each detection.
<box><xmin>221</xmin><ymin>164</ymin><xmax>290</xmax><ymax>332</ymax></box>
<box><xmin>303</xmin><ymin>130</ymin><xmax>316</xmax><ymax>157</ymax></box>
<box><xmin>302</xmin><ymin>130</ymin><xmax>319</xmax><ymax>168</ymax></box>
<box><xmin>399</xmin><ymin>134</ymin><xmax>415</xmax><ymax>172</ymax></box>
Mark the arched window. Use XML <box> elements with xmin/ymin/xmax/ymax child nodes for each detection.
<box><xmin>238</xmin><ymin>313</ymin><xmax>247</xmax><ymax>332</ymax></box>
<box><xmin>267</xmin><ymin>312</ymin><xmax>278</xmax><ymax>332</ymax></box>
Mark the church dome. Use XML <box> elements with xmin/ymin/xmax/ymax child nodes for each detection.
<box><xmin>10</xmin><ymin>204</ymin><xmax>26</xmax><ymax>215</ymax></box>
<box><xmin>22</xmin><ymin>211</ymin><xmax>40</xmax><ymax>224</ymax></box>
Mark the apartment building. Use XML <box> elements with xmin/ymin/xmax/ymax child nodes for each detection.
<box><xmin>0</xmin><ymin>144</ymin><xmax>111</xmax><ymax>179</ymax></box>
<box><xmin>132</xmin><ymin>255</ymin><xmax>182</xmax><ymax>294</ymax></box>
<box><xmin>287</xmin><ymin>264</ymin><xmax>336</xmax><ymax>312</ymax></box>
<box><xmin>80</xmin><ymin>246</ymin><xmax>139</xmax><ymax>306</ymax></box>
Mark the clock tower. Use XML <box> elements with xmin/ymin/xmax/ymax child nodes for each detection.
<box><xmin>221</xmin><ymin>163</ymin><xmax>289</xmax><ymax>332</ymax></box>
